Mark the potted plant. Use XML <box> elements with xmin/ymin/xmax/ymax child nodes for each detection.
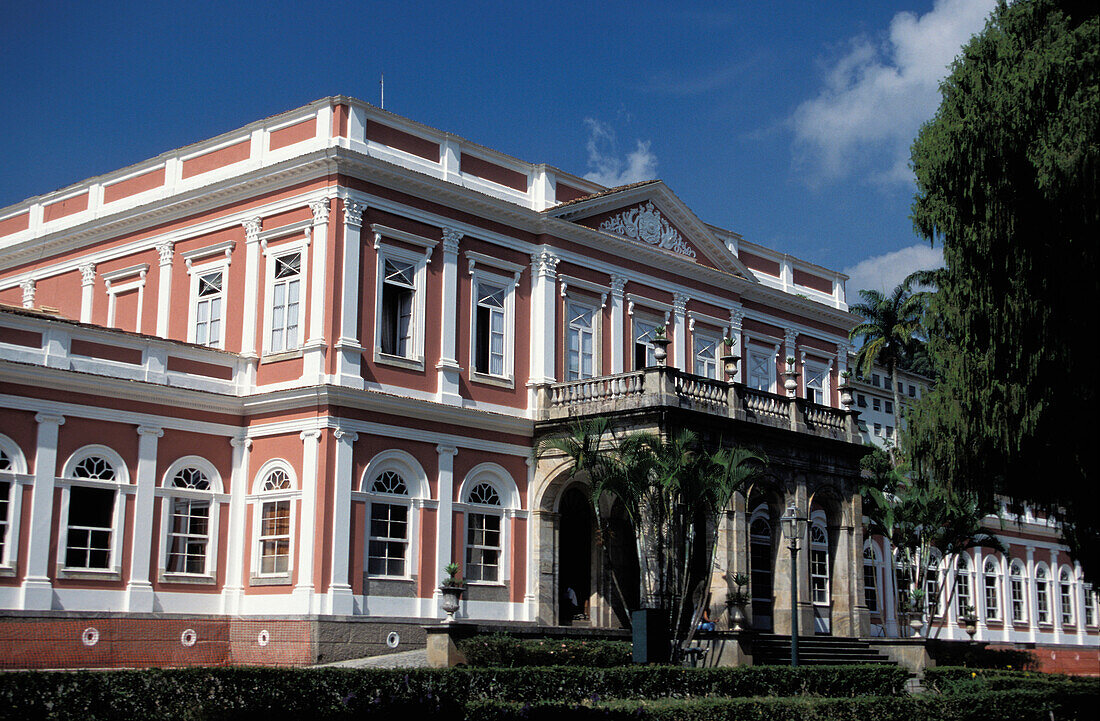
<box><xmin>960</xmin><ymin>605</ymin><xmax>978</xmax><ymax>640</ymax></box>
<box><xmin>839</xmin><ymin>370</ymin><xmax>854</xmax><ymax>408</ymax></box>
<box><xmin>725</xmin><ymin>572</ymin><xmax>751</xmax><ymax>631</ymax></box>
<box><xmin>783</xmin><ymin>356</ymin><xmax>799</xmax><ymax>396</ymax></box>
<box><xmin>439</xmin><ymin>562</ymin><xmax>466</xmax><ymax>623</ymax></box>
<box><xmin>651</xmin><ymin>326</ymin><xmax>671</xmax><ymax>365</ymax></box>
<box><xmin>720</xmin><ymin>337</ymin><xmax>740</xmax><ymax>379</ymax></box>
<box><xmin>907</xmin><ymin>590</ymin><xmax>927</xmax><ymax>635</ymax></box>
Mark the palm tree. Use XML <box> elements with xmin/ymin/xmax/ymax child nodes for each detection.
<box><xmin>848</xmin><ymin>282</ymin><xmax>925</xmax><ymax>449</ymax></box>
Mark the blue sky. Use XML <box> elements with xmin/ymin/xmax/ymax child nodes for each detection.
<box><xmin>0</xmin><ymin>0</ymin><xmax>996</xmax><ymax>294</ymax></box>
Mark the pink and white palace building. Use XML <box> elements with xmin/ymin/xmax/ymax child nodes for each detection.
<box><xmin>0</xmin><ymin>96</ymin><xmax>1095</xmax><ymax>669</ymax></box>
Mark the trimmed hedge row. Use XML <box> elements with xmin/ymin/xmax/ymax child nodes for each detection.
<box><xmin>457</xmin><ymin>633</ymin><xmax>631</xmax><ymax>667</ymax></box>
<box><xmin>0</xmin><ymin>665</ymin><xmax>910</xmax><ymax>721</ymax></box>
<box><xmin>924</xmin><ymin>666</ymin><xmax>1100</xmax><ymax>695</ymax></box>
<box><xmin>465</xmin><ymin>687</ymin><xmax>1100</xmax><ymax>720</ymax></box>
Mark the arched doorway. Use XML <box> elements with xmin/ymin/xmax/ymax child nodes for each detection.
<box><xmin>558</xmin><ymin>486</ymin><xmax>593</xmax><ymax>625</ymax></box>
<box><xmin>749</xmin><ymin>503</ymin><xmax>775</xmax><ymax>632</ymax></box>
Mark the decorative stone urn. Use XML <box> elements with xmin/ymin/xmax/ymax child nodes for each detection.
<box><xmin>652</xmin><ymin>333</ymin><xmax>671</xmax><ymax>365</ymax></box>
<box><xmin>909</xmin><ymin>613</ymin><xmax>925</xmax><ymax>635</ymax></box>
<box><xmin>721</xmin><ymin>353</ymin><xmax>740</xmax><ymax>380</ymax></box>
<box><xmin>728</xmin><ymin>603</ymin><xmax>747</xmax><ymax>632</ymax></box>
<box><xmin>440</xmin><ymin>585</ymin><xmax>464</xmax><ymax>623</ymax></box>
<box><xmin>838</xmin><ymin>377</ymin><xmax>853</xmax><ymax>409</ymax></box>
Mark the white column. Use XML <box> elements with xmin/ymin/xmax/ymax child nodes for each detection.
<box><xmin>728</xmin><ymin>307</ymin><xmax>744</xmax><ymax>383</ymax></box>
<box><xmin>126</xmin><ymin>425</ymin><xmax>162</xmax><ymax>612</ymax></box>
<box><xmin>946</xmin><ymin>555</ymin><xmax>959</xmax><ymax>640</ymax></box>
<box><xmin>79</xmin><ymin>264</ymin><xmax>96</xmax><ymax>323</ymax></box>
<box><xmin>973</xmin><ymin>546</ymin><xmax>986</xmax><ymax>640</ymax></box>
<box><xmin>20</xmin><ymin>279</ymin><xmax>35</xmax><ymax>308</ymax></box>
<box><xmin>437</xmin><ymin>229</ymin><xmax>464</xmax><ymax>405</ymax></box>
<box><xmin>1050</xmin><ymin>548</ymin><xmax>1062</xmax><ymax>644</ymax></box>
<box><xmin>240</xmin><ymin>218</ymin><xmax>262</xmax><ymax>388</ymax></box>
<box><xmin>20</xmin><ymin>413</ymin><xmax>64</xmax><ymax>610</ymax></box>
<box><xmin>304</xmin><ymin>199</ymin><xmax>330</xmax><ymax>379</ymax></box>
<box><xmin>154</xmin><ymin>241</ymin><xmax>174</xmax><ymax>338</ymax></box>
<box><xmin>434</xmin><ymin>444</ymin><xmax>457</xmax><ymax>616</ymax></box>
<box><xmin>527</xmin><ymin>249</ymin><xmax>560</xmax><ymax>407</ymax></box>
<box><xmin>1026</xmin><ymin>547</ymin><xmax>1038</xmax><ymax>642</ymax></box>
<box><xmin>1001</xmin><ymin>552</ymin><xmax>1012</xmax><ymax>642</ymax></box>
<box><xmin>336</xmin><ymin>201</ymin><xmax>365</xmax><ymax>388</ymax></box>
<box><xmin>1074</xmin><ymin>562</ymin><xmax>1086</xmax><ymax>644</ymax></box>
<box><xmin>328</xmin><ymin>428</ymin><xmax>358</xmax><ymax>615</ymax></box>
<box><xmin>609</xmin><ymin>275</ymin><xmax>626</xmax><ymax>374</ymax></box>
<box><xmin>222</xmin><ymin>436</ymin><xmax>251</xmax><ymax>615</ymax></box>
<box><xmin>293</xmin><ymin>429</ymin><xmax>322</xmax><ymax>612</ymax></box>
<box><xmin>672</xmin><ymin>292</ymin><xmax>689</xmax><ymax>371</ymax></box>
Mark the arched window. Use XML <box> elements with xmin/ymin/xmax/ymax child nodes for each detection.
<box><xmin>1085</xmin><ymin>584</ymin><xmax>1097</xmax><ymax>627</ymax></box>
<box><xmin>360</xmin><ymin>450</ymin><xmax>429</xmax><ymax>580</ymax></box>
<box><xmin>0</xmin><ymin>435</ymin><xmax>28</xmax><ymax>570</ymax></box>
<box><xmin>924</xmin><ymin>551</ymin><xmax>942</xmax><ymax>618</ymax></box>
<box><xmin>863</xmin><ymin>544</ymin><xmax>879</xmax><ymax>612</ymax></box>
<box><xmin>955</xmin><ymin>554</ymin><xmax>973</xmax><ymax>618</ymax></box>
<box><xmin>459</xmin><ymin>463</ymin><xmax>519</xmax><ymax>585</ymax></box>
<box><xmin>1059</xmin><ymin>567</ymin><xmax>1075</xmax><ymax>626</ymax></box>
<box><xmin>1010</xmin><ymin>561</ymin><xmax>1027</xmax><ymax>624</ymax></box>
<box><xmin>159</xmin><ymin>458</ymin><xmax>222</xmax><ymax>579</ymax></box>
<box><xmin>748</xmin><ymin>505</ymin><xmax>774</xmax><ymax>631</ymax></box>
<box><xmin>1035</xmin><ymin>565</ymin><xmax>1051</xmax><ymax>625</ymax></box>
<box><xmin>983</xmin><ymin>557</ymin><xmax>1001</xmax><ymax>621</ymax></box>
<box><xmin>809</xmin><ymin>521</ymin><xmax>829</xmax><ymax>606</ymax></box>
<box><xmin>60</xmin><ymin>446</ymin><xmax>130</xmax><ymax>573</ymax></box>
<box><xmin>250</xmin><ymin>463</ymin><xmax>298</xmax><ymax>579</ymax></box>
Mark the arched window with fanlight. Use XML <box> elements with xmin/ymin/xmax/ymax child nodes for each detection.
<box><xmin>809</xmin><ymin>521</ymin><xmax>830</xmax><ymax>606</ymax></box>
<box><xmin>158</xmin><ymin>457</ymin><xmax>223</xmax><ymax>580</ymax></box>
<box><xmin>359</xmin><ymin>450</ymin><xmax>429</xmax><ymax>582</ymax></box>
<box><xmin>58</xmin><ymin>446</ymin><xmax>131</xmax><ymax>575</ymax></box>
<box><xmin>1009</xmin><ymin>560</ymin><xmax>1028</xmax><ymax>624</ymax></box>
<box><xmin>0</xmin><ymin>435</ymin><xmax>29</xmax><ymax>571</ymax></box>
<box><xmin>924</xmin><ymin>550</ymin><xmax>942</xmax><ymax>618</ymax></box>
<box><xmin>249</xmin><ymin>462</ymin><xmax>299</xmax><ymax>580</ymax></box>
<box><xmin>1035</xmin><ymin>564</ymin><xmax>1051</xmax><ymax>625</ymax></box>
<box><xmin>458</xmin><ymin>463</ymin><xmax>519</xmax><ymax>585</ymax></box>
<box><xmin>1059</xmin><ymin>566</ymin><xmax>1075</xmax><ymax>626</ymax></box>
<box><xmin>748</xmin><ymin>504</ymin><xmax>774</xmax><ymax>632</ymax></box>
<box><xmin>955</xmin><ymin>554</ymin><xmax>973</xmax><ymax>618</ymax></box>
<box><xmin>983</xmin><ymin>556</ymin><xmax>1002</xmax><ymax>621</ymax></box>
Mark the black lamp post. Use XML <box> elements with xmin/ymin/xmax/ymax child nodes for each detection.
<box><xmin>780</xmin><ymin>502</ymin><xmax>807</xmax><ymax>667</ymax></box>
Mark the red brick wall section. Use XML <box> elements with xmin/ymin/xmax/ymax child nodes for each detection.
<box><xmin>986</xmin><ymin>644</ymin><xmax>1100</xmax><ymax>677</ymax></box>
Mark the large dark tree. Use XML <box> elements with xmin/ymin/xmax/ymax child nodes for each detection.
<box><xmin>907</xmin><ymin>1</ymin><xmax>1098</xmax><ymax>580</ymax></box>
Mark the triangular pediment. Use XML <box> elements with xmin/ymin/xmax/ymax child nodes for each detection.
<box><xmin>546</xmin><ymin>181</ymin><xmax>756</xmax><ymax>281</ymax></box>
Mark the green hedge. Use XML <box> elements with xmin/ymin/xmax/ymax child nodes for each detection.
<box><xmin>466</xmin><ymin>687</ymin><xmax>1100</xmax><ymax>720</ymax></box>
<box><xmin>924</xmin><ymin>666</ymin><xmax>1100</xmax><ymax>695</ymax></box>
<box><xmin>0</xmin><ymin>665</ymin><xmax>909</xmax><ymax>721</ymax></box>
<box><xmin>457</xmin><ymin>633</ymin><xmax>631</xmax><ymax>667</ymax></box>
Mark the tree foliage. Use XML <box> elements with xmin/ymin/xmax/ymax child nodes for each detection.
<box><xmin>907</xmin><ymin>0</ymin><xmax>1099</xmax><ymax>581</ymax></box>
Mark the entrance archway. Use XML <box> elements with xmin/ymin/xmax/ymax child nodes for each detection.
<box><xmin>558</xmin><ymin>486</ymin><xmax>593</xmax><ymax>625</ymax></box>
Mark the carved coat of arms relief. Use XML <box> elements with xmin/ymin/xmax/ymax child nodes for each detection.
<box><xmin>598</xmin><ymin>201</ymin><xmax>697</xmax><ymax>258</ymax></box>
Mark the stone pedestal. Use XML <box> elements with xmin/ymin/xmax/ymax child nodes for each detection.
<box><xmin>424</xmin><ymin>623</ymin><xmax>473</xmax><ymax>668</ymax></box>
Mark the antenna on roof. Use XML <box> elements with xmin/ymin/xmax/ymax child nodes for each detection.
<box><xmin>380</xmin><ymin>72</ymin><xmax>385</xmax><ymax>110</ymax></box>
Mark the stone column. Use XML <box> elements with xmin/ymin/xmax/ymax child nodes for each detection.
<box><xmin>126</xmin><ymin>425</ymin><xmax>163</xmax><ymax>612</ymax></box>
<box><xmin>671</xmin><ymin>292</ymin><xmax>689</xmax><ymax>371</ymax></box>
<box><xmin>221</xmin><ymin>436</ymin><xmax>251</xmax><ymax>615</ymax></box>
<box><xmin>20</xmin><ymin>413</ymin><xmax>64</xmax><ymax>610</ymax></box>
<box><xmin>154</xmin><ymin>241</ymin><xmax>174</xmax><ymax>338</ymax></box>
<box><xmin>79</xmin><ymin>264</ymin><xmax>96</xmax><ymax>323</ymax></box>
<box><xmin>437</xmin><ymin>228</ymin><xmax>463</xmax><ymax>405</ymax></box>
<box><xmin>728</xmin><ymin>307</ymin><xmax>744</xmax><ymax>383</ymax></box>
<box><xmin>328</xmin><ymin>428</ymin><xmax>358</xmax><ymax>615</ymax></box>
<box><xmin>533</xmin><ymin>508</ymin><xmax>559</xmax><ymax>626</ymax></box>
<box><xmin>304</xmin><ymin>199</ymin><xmax>331</xmax><ymax>379</ymax></box>
<box><xmin>434</xmin><ymin>445</ymin><xmax>458</xmax><ymax>617</ymax></box>
<box><xmin>335</xmin><ymin>201</ymin><xmax>365</xmax><ymax>388</ymax></box>
<box><xmin>293</xmin><ymin>429</ymin><xmax>322</xmax><ymax>612</ymax></box>
<box><xmin>609</xmin><ymin>274</ymin><xmax>626</xmax><ymax>374</ymax></box>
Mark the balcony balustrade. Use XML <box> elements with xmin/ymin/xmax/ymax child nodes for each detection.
<box><xmin>536</xmin><ymin>366</ymin><xmax>859</xmax><ymax>444</ymax></box>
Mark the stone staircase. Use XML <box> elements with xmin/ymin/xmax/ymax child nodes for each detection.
<box><xmin>751</xmin><ymin>634</ymin><xmax>895</xmax><ymax>666</ymax></box>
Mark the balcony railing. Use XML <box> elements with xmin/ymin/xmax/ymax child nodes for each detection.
<box><xmin>536</xmin><ymin>366</ymin><xmax>859</xmax><ymax>443</ymax></box>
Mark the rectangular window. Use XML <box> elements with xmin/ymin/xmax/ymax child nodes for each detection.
<box><xmin>957</xmin><ymin>571</ymin><xmax>972</xmax><ymax>616</ymax></box>
<box><xmin>873</xmin><ymin>398</ymin><xmax>881</xmax><ymax>412</ymax></box>
<box><xmin>748</xmin><ymin>351</ymin><xmax>773</xmax><ymax>392</ymax></box>
<box><xmin>269</xmin><ymin>252</ymin><xmax>301</xmax><ymax>353</ymax></box>
<box><xmin>1011</xmin><ymin>577</ymin><xmax>1026</xmax><ymax>623</ymax></box>
<box><xmin>258</xmin><ymin>500</ymin><xmax>291</xmax><ymax>575</ymax></box>
<box><xmin>985</xmin><ymin>574</ymin><xmax>1000</xmax><ymax>620</ymax></box>
<box><xmin>466</xmin><ymin>512</ymin><xmax>501</xmax><ymax>582</ymax></box>
<box><xmin>633</xmin><ymin>319</ymin><xmax>658</xmax><ymax>370</ymax></box>
<box><xmin>693</xmin><ymin>334</ymin><xmax>719</xmax><ymax>379</ymax></box>
<box><xmin>166</xmin><ymin>498</ymin><xmax>209</xmax><ymax>574</ymax></box>
<box><xmin>368</xmin><ymin>502</ymin><xmax>407</xmax><ymax>576</ymax></box>
<box><xmin>810</xmin><ymin>548</ymin><xmax>829</xmax><ymax>605</ymax></box>
<box><xmin>1037</xmin><ymin>579</ymin><xmax>1051</xmax><ymax>624</ymax></box>
<box><xmin>872</xmin><ymin>374</ymin><xmax>880</xmax><ymax>387</ymax></box>
<box><xmin>65</xmin><ymin>486</ymin><xmax>115</xmax><ymax>569</ymax></box>
<box><xmin>1085</xmin><ymin>589</ymin><xmax>1096</xmax><ymax>626</ymax></box>
<box><xmin>566</xmin><ymin>302</ymin><xmax>596</xmax><ymax>380</ymax></box>
<box><xmin>0</xmin><ymin>479</ymin><xmax>9</xmax><ymax>563</ymax></box>
<box><xmin>863</xmin><ymin>562</ymin><xmax>878</xmax><ymax>612</ymax></box>
<box><xmin>925</xmin><ymin>568</ymin><xmax>940</xmax><ymax>617</ymax></box>
<box><xmin>908</xmin><ymin>384</ymin><xmax>916</xmax><ymax>398</ymax></box>
<box><xmin>1060</xmin><ymin>580</ymin><xmax>1074</xmax><ymax>625</ymax></box>
<box><xmin>804</xmin><ymin>363</ymin><xmax>825</xmax><ymax>404</ymax></box>
<box><xmin>857</xmin><ymin>394</ymin><xmax>867</xmax><ymax>408</ymax></box>
<box><xmin>886</xmin><ymin>426</ymin><xmax>894</xmax><ymax>439</ymax></box>
<box><xmin>475</xmin><ymin>281</ymin><xmax>506</xmax><ymax>376</ymax></box>
<box><xmin>192</xmin><ymin>269</ymin><xmax>224</xmax><ymax>348</ymax></box>
<box><xmin>874</xmin><ymin>423</ymin><xmax>882</xmax><ymax>436</ymax></box>
<box><xmin>885</xmin><ymin>400</ymin><xmax>893</xmax><ymax>414</ymax></box>
<box><xmin>380</xmin><ymin>259</ymin><xmax>415</xmax><ymax>357</ymax></box>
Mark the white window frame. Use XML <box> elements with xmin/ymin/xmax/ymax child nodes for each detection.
<box><xmin>456</xmin><ymin>463</ymin><xmax>520</xmax><ymax>587</ymax></box>
<box><xmin>262</xmin><ymin>240</ymin><xmax>309</xmax><ymax>356</ymax></box>
<box><xmin>357</xmin><ymin>450</ymin><xmax>430</xmax><ymax>581</ymax></box>
<box><xmin>187</xmin><ymin>259</ymin><xmax>229</xmax><ymax>349</ymax></box>
<box><xmin>565</xmin><ymin>297</ymin><xmax>599</xmax><ymax>381</ymax></box>
<box><xmin>0</xmin><ymin>434</ymin><xmax>29</xmax><ymax>573</ymax></box>
<box><xmin>1010</xmin><ymin>560</ymin><xmax>1028</xmax><ymax>624</ymax></box>
<box><xmin>1084</xmin><ymin>584</ymin><xmax>1097</xmax><ymax>627</ymax></box>
<box><xmin>924</xmin><ymin>551</ymin><xmax>942</xmax><ymax>618</ymax></box>
<box><xmin>955</xmin><ymin>553</ymin><xmax>973</xmax><ymax>617</ymax></box>
<box><xmin>102</xmin><ymin>264</ymin><xmax>149</xmax><ymax>333</ymax></box>
<box><xmin>373</xmin><ymin>242</ymin><xmax>430</xmax><ymax>370</ymax></box>
<box><xmin>693</xmin><ymin>329</ymin><xmax>721</xmax><ymax>380</ymax></box>
<box><xmin>863</xmin><ymin>543</ymin><xmax>880</xmax><ymax>613</ymax></box>
<box><xmin>469</xmin><ymin>267</ymin><xmax>517</xmax><ymax>386</ymax></box>
<box><xmin>809</xmin><ymin>516</ymin><xmax>829</xmax><ymax>607</ymax></box>
<box><xmin>631</xmin><ymin>315</ymin><xmax>663</xmax><ymax>370</ymax></box>
<box><xmin>1035</xmin><ymin>563</ymin><xmax>1052</xmax><ymax>625</ymax></box>
<box><xmin>747</xmin><ymin>347</ymin><xmax>776</xmax><ymax>393</ymax></box>
<box><xmin>56</xmin><ymin>445</ymin><xmax>132</xmax><ymax>578</ymax></box>
<box><xmin>156</xmin><ymin>456</ymin><xmax>225</xmax><ymax>582</ymax></box>
<box><xmin>983</xmin><ymin>556</ymin><xmax>1002</xmax><ymax>621</ymax></box>
<box><xmin>803</xmin><ymin>360</ymin><xmax>828</xmax><ymax>405</ymax></box>
<box><xmin>248</xmin><ymin>461</ymin><xmax>299</xmax><ymax>582</ymax></box>
<box><xmin>1059</xmin><ymin>565</ymin><xmax>1075</xmax><ymax>626</ymax></box>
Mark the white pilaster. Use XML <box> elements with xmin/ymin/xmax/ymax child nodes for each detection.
<box><xmin>126</xmin><ymin>425</ymin><xmax>163</xmax><ymax>612</ymax></box>
<box><xmin>729</xmin><ymin>307</ymin><xmax>745</xmax><ymax>383</ymax></box>
<box><xmin>304</xmin><ymin>199</ymin><xmax>331</xmax><ymax>379</ymax></box>
<box><xmin>1050</xmin><ymin>548</ymin><xmax>1062</xmax><ymax>644</ymax></box>
<box><xmin>1026</xmin><ymin>547</ymin><xmax>1038</xmax><ymax>642</ymax></box>
<box><xmin>294</xmin><ymin>429</ymin><xmax>322</xmax><ymax>612</ymax></box>
<box><xmin>609</xmin><ymin>274</ymin><xmax>626</xmax><ymax>374</ymax></box>
<box><xmin>20</xmin><ymin>279</ymin><xmax>35</xmax><ymax>308</ymax></box>
<box><xmin>529</xmin><ymin>249</ymin><xmax>560</xmax><ymax>385</ymax></box>
<box><xmin>973</xmin><ymin>546</ymin><xmax>986</xmax><ymax>640</ymax></box>
<box><xmin>20</xmin><ymin>413</ymin><xmax>64</xmax><ymax>610</ymax></box>
<box><xmin>241</xmin><ymin>218</ymin><xmax>262</xmax><ymax>388</ymax></box>
<box><xmin>154</xmin><ymin>241</ymin><xmax>174</xmax><ymax>338</ymax></box>
<box><xmin>437</xmin><ymin>228</ymin><xmax>464</xmax><ymax>405</ymax></box>
<box><xmin>434</xmin><ymin>444</ymin><xmax>457</xmax><ymax>617</ymax></box>
<box><xmin>221</xmin><ymin>436</ymin><xmax>251</xmax><ymax>615</ymax></box>
<box><xmin>672</xmin><ymin>292</ymin><xmax>689</xmax><ymax>371</ymax></box>
<box><xmin>1075</xmin><ymin>562</ymin><xmax>1087</xmax><ymax>644</ymax></box>
<box><xmin>336</xmin><ymin>201</ymin><xmax>365</xmax><ymax>388</ymax></box>
<box><xmin>328</xmin><ymin>429</ymin><xmax>358</xmax><ymax>615</ymax></box>
<box><xmin>79</xmin><ymin>264</ymin><xmax>96</xmax><ymax>324</ymax></box>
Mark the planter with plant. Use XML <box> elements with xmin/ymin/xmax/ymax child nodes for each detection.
<box><xmin>725</xmin><ymin>573</ymin><xmax>751</xmax><ymax>631</ymax></box>
<box><xmin>839</xmin><ymin>370</ymin><xmax>854</xmax><ymax>408</ymax></box>
<box><xmin>720</xmin><ymin>337</ymin><xmax>740</xmax><ymax>379</ymax></box>
<box><xmin>651</xmin><ymin>326</ymin><xmax>670</xmax><ymax>365</ymax></box>
<box><xmin>906</xmin><ymin>590</ymin><xmax>927</xmax><ymax>635</ymax></box>
<box><xmin>960</xmin><ymin>605</ymin><xmax>978</xmax><ymax>639</ymax></box>
<box><xmin>439</xmin><ymin>562</ymin><xmax>466</xmax><ymax>623</ymax></box>
<box><xmin>783</xmin><ymin>357</ymin><xmax>799</xmax><ymax>396</ymax></box>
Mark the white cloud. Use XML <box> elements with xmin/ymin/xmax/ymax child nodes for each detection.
<box><xmin>582</xmin><ymin>118</ymin><xmax>658</xmax><ymax>187</ymax></box>
<box><xmin>790</xmin><ymin>0</ymin><xmax>995</xmax><ymax>186</ymax></box>
<box><xmin>843</xmin><ymin>243</ymin><xmax>944</xmax><ymax>297</ymax></box>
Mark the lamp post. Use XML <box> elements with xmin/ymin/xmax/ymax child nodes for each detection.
<box><xmin>780</xmin><ymin>502</ymin><xmax>807</xmax><ymax>667</ymax></box>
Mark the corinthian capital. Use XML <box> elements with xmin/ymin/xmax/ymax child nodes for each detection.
<box><xmin>442</xmin><ymin>227</ymin><xmax>464</xmax><ymax>254</ymax></box>
<box><xmin>310</xmin><ymin>199</ymin><xmax>331</xmax><ymax>224</ymax></box>
<box><xmin>344</xmin><ymin>200</ymin><xmax>365</xmax><ymax>228</ymax></box>
<box><xmin>530</xmin><ymin>250</ymin><xmax>560</xmax><ymax>279</ymax></box>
